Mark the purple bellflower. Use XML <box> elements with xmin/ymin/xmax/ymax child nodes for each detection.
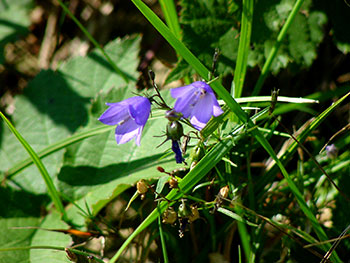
<box><xmin>166</xmin><ymin>120</ymin><xmax>184</xmax><ymax>164</ymax></box>
<box><xmin>98</xmin><ymin>96</ymin><xmax>151</xmax><ymax>146</ymax></box>
<box><xmin>172</xmin><ymin>140</ymin><xmax>184</xmax><ymax>163</ymax></box>
<box><xmin>171</xmin><ymin>81</ymin><xmax>223</xmax><ymax>130</ymax></box>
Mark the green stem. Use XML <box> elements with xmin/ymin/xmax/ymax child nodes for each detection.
<box><xmin>233</xmin><ymin>0</ymin><xmax>254</xmax><ymax>98</ymax></box>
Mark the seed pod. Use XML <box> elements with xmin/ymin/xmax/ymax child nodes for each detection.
<box><xmin>137</xmin><ymin>179</ymin><xmax>148</xmax><ymax>195</ymax></box>
<box><xmin>166</xmin><ymin>121</ymin><xmax>184</xmax><ymax>141</ymax></box>
<box><xmin>219</xmin><ymin>185</ymin><xmax>229</xmax><ymax>199</ymax></box>
<box><xmin>188</xmin><ymin>205</ymin><xmax>200</xmax><ymax>222</ymax></box>
<box><xmin>169</xmin><ymin>177</ymin><xmax>178</xmax><ymax>189</ymax></box>
<box><xmin>162</xmin><ymin>207</ymin><xmax>177</xmax><ymax>224</ymax></box>
<box><xmin>178</xmin><ymin>199</ymin><xmax>191</xmax><ymax>218</ymax></box>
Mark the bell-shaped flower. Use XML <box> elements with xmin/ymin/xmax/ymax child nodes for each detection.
<box><xmin>171</xmin><ymin>81</ymin><xmax>223</xmax><ymax>130</ymax></box>
<box><xmin>98</xmin><ymin>96</ymin><xmax>151</xmax><ymax>146</ymax></box>
<box><xmin>166</xmin><ymin>120</ymin><xmax>184</xmax><ymax>163</ymax></box>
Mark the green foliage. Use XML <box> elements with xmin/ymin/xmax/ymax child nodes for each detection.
<box><xmin>0</xmin><ymin>0</ymin><xmax>32</xmax><ymax>64</ymax></box>
<box><xmin>2</xmin><ymin>0</ymin><xmax>350</xmax><ymax>262</ymax></box>
<box><xmin>167</xmin><ymin>0</ymin><xmax>328</xmax><ymax>83</ymax></box>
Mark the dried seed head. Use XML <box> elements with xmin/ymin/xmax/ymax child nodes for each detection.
<box><xmin>137</xmin><ymin>180</ymin><xmax>148</xmax><ymax>195</ymax></box>
<box><xmin>219</xmin><ymin>185</ymin><xmax>229</xmax><ymax>199</ymax></box>
<box><xmin>188</xmin><ymin>205</ymin><xmax>200</xmax><ymax>222</ymax></box>
<box><xmin>169</xmin><ymin>177</ymin><xmax>178</xmax><ymax>189</ymax></box>
<box><xmin>162</xmin><ymin>207</ymin><xmax>177</xmax><ymax>224</ymax></box>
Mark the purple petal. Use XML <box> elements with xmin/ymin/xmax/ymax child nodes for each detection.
<box><xmin>171</xmin><ymin>84</ymin><xmax>196</xmax><ymax>98</ymax></box>
<box><xmin>171</xmin><ymin>140</ymin><xmax>184</xmax><ymax>163</ymax></box>
<box><xmin>98</xmin><ymin>102</ymin><xmax>129</xmax><ymax>125</ymax></box>
<box><xmin>128</xmin><ymin>97</ymin><xmax>151</xmax><ymax>125</ymax></box>
<box><xmin>191</xmin><ymin>93</ymin><xmax>213</xmax><ymax>123</ymax></box>
<box><xmin>173</xmin><ymin>91</ymin><xmax>200</xmax><ymax>118</ymax></box>
<box><xmin>115</xmin><ymin>117</ymin><xmax>142</xmax><ymax>145</ymax></box>
<box><xmin>190</xmin><ymin>116</ymin><xmax>206</xmax><ymax>130</ymax></box>
<box><xmin>210</xmin><ymin>94</ymin><xmax>223</xmax><ymax>117</ymax></box>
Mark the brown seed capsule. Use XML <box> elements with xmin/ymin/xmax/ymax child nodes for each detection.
<box><xmin>162</xmin><ymin>207</ymin><xmax>177</xmax><ymax>224</ymax></box>
<box><xmin>188</xmin><ymin>205</ymin><xmax>200</xmax><ymax>222</ymax></box>
<box><xmin>219</xmin><ymin>185</ymin><xmax>229</xmax><ymax>199</ymax></box>
<box><xmin>169</xmin><ymin>177</ymin><xmax>178</xmax><ymax>188</ymax></box>
<box><xmin>137</xmin><ymin>179</ymin><xmax>148</xmax><ymax>195</ymax></box>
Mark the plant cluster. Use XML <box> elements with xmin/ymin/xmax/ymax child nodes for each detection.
<box><xmin>1</xmin><ymin>0</ymin><xmax>350</xmax><ymax>263</ymax></box>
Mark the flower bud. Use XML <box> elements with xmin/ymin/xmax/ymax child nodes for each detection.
<box><xmin>166</xmin><ymin>121</ymin><xmax>184</xmax><ymax>141</ymax></box>
<box><xmin>157</xmin><ymin>166</ymin><xmax>165</xmax><ymax>173</ymax></box>
<box><xmin>190</xmin><ymin>145</ymin><xmax>205</xmax><ymax>163</ymax></box>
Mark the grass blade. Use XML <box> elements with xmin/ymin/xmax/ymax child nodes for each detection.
<box><xmin>159</xmin><ymin>0</ymin><xmax>181</xmax><ymax>40</ymax></box>
<box><xmin>233</xmin><ymin>0</ymin><xmax>254</xmax><ymax>98</ymax></box>
<box><xmin>0</xmin><ymin>111</ymin><xmax>67</xmax><ymax>221</ymax></box>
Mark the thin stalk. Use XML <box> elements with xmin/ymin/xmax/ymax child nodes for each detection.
<box><xmin>233</xmin><ymin>0</ymin><xmax>254</xmax><ymax>98</ymax></box>
<box><xmin>158</xmin><ymin>205</ymin><xmax>169</xmax><ymax>263</ymax></box>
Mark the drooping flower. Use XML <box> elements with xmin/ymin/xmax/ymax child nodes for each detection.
<box><xmin>172</xmin><ymin>140</ymin><xmax>184</xmax><ymax>164</ymax></box>
<box><xmin>166</xmin><ymin>120</ymin><xmax>184</xmax><ymax>164</ymax></box>
<box><xmin>171</xmin><ymin>81</ymin><xmax>223</xmax><ymax>130</ymax></box>
<box><xmin>98</xmin><ymin>96</ymin><xmax>151</xmax><ymax>146</ymax></box>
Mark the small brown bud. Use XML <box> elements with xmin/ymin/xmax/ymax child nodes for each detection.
<box><xmin>137</xmin><ymin>180</ymin><xmax>148</xmax><ymax>195</ymax></box>
<box><xmin>169</xmin><ymin>177</ymin><xmax>178</xmax><ymax>188</ymax></box>
<box><xmin>188</xmin><ymin>205</ymin><xmax>200</xmax><ymax>222</ymax></box>
<box><xmin>162</xmin><ymin>207</ymin><xmax>177</xmax><ymax>224</ymax></box>
<box><xmin>219</xmin><ymin>185</ymin><xmax>229</xmax><ymax>199</ymax></box>
<box><xmin>157</xmin><ymin>166</ymin><xmax>165</xmax><ymax>173</ymax></box>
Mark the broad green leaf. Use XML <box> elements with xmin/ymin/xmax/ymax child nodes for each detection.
<box><xmin>0</xmin><ymin>189</ymin><xmax>70</xmax><ymax>262</ymax></box>
<box><xmin>0</xmin><ymin>217</ymin><xmax>39</xmax><ymax>262</ymax></box>
<box><xmin>0</xmin><ymin>36</ymin><xmax>141</xmax><ymax>195</ymax></box>
<box><xmin>30</xmin><ymin>212</ymin><xmax>71</xmax><ymax>262</ymax></box>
